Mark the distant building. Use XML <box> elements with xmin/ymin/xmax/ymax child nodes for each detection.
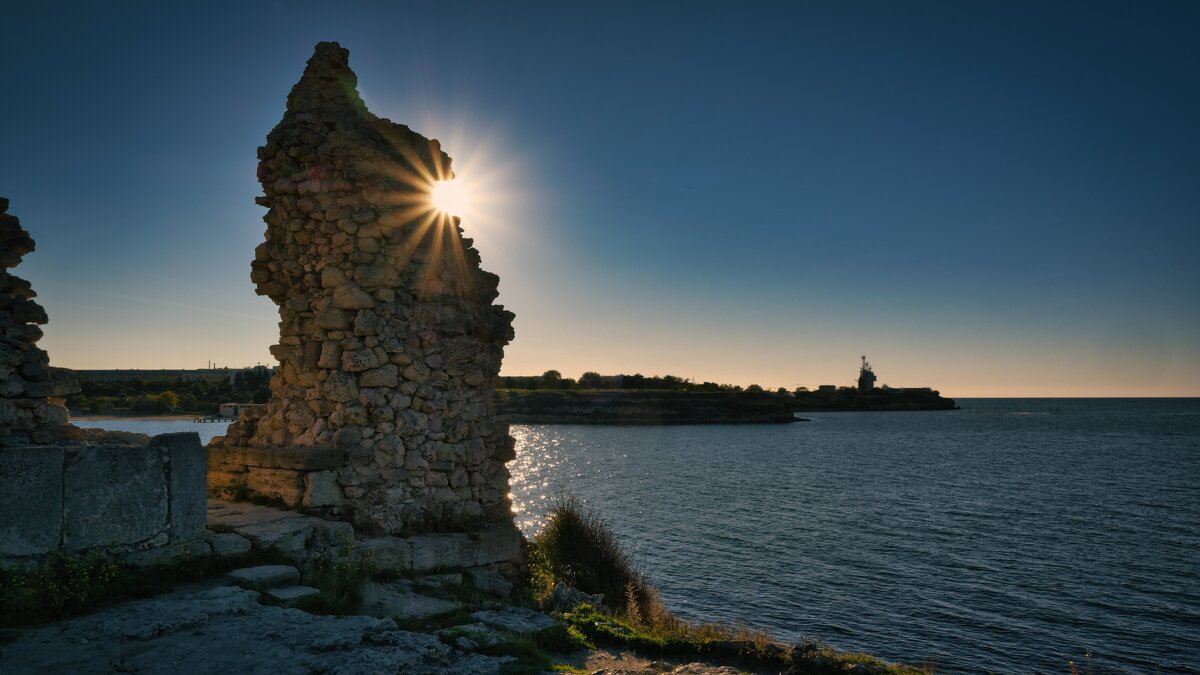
<box><xmin>75</xmin><ymin>366</ymin><xmax>274</xmax><ymax>385</ymax></box>
<box><xmin>218</xmin><ymin>402</ymin><xmax>264</xmax><ymax>419</ymax></box>
<box><xmin>857</xmin><ymin>355</ymin><xmax>877</xmax><ymax>392</ymax></box>
<box><xmin>75</xmin><ymin>368</ymin><xmax>231</xmax><ymax>382</ymax></box>
<box><xmin>817</xmin><ymin>384</ymin><xmax>837</xmax><ymax>393</ymax></box>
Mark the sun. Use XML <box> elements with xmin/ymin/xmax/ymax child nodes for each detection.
<box><xmin>430</xmin><ymin>179</ymin><xmax>470</xmax><ymax>216</ymax></box>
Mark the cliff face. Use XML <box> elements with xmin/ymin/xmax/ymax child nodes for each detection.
<box><xmin>212</xmin><ymin>43</ymin><xmax>516</xmax><ymax>535</ymax></box>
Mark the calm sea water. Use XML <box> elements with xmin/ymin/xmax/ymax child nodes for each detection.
<box><xmin>509</xmin><ymin>399</ymin><xmax>1200</xmax><ymax>674</ymax></box>
<box><xmin>76</xmin><ymin>399</ymin><xmax>1200</xmax><ymax>673</ymax></box>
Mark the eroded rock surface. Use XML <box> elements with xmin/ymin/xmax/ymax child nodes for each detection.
<box><xmin>210</xmin><ymin>42</ymin><xmax>516</xmax><ymax>536</ymax></box>
<box><xmin>0</xmin><ymin>585</ymin><xmax>516</xmax><ymax>674</ymax></box>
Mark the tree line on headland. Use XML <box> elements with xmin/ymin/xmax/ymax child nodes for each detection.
<box><xmin>65</xmin><ymin>369</ymin><xmax>272</xmax><ymax>415</ymax></box>
<box><xmin>63</xmin><ymin>368</ymin><xmax>952</xmax><ymax>417</ymax></box>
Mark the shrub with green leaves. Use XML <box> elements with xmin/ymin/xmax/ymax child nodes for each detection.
<box><xmin>529</xmin><ymin>497</ymin><xmax>652</xmax><ymax>615</ymax></box>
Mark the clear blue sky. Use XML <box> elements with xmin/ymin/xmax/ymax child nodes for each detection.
<box><xmin>2</xmin><ymin>1</ymin><xmax>1197</xmax><ymax>396</ymax></box>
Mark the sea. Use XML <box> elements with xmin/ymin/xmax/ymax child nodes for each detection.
<box><xmin>74</xmin><ymin>398</ymin><xmax>1200</xmax><ymax>674</ymax></box>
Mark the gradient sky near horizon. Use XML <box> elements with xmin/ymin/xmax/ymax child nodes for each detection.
<box><xmin>2</xmin><ymin>1</ymin><xmax>1197</xmax><ymax>397</ymax></box>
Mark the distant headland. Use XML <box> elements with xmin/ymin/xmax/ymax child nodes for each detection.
<box><xmin>65</xmin><ymin>356</ymin><xmax>954</xmax><ymax>424</ymax></box>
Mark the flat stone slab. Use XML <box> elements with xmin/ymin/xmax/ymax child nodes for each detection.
<box><xmin>209</xmin><ymin>445</ymin><xmax>345</xmax><ymax>471</ymax></box>
<box><xmin>469</xmin><ymin>607</ymin><xmax>560</xmax><ymax>635</ymax></box>
<box><xmin>465</xmin><ymin>567</ymin><xmax>513</xmax><ymax>598</ymax></box>
<box><xmin>414</xmin><ymin>572</ymin><xmax>463</xmax><ymax>590</ymax></box>
<box><xmin>227</xmin><ymin>565</ymin><xmax>299</xmax><ymax>590</ymax></box>
<box><xmin>207</xmin><ymin>499</ymin><xmax>353</xmax><ymax>559</ymax></box>
<box><xmin>362</xmin><ymin>581</ymin><xmax>463</xmax><ymax>621</ymax></box>
<box><xmin>408</xmin><ymin>524</ymin><xmax>522</xmax><ymax>571</ymax></box>
<box><xmin>208</xmin><ymin>499</ymin><xmax>313</xmax><ymax>527</ymax></box>
<box><xmin>265</xmin><ymin>585</ymin><xmax>321</xmax><ymax>607</ymax></box>
<box><xmin>205</xmin><ymin>530</ymin><xmax>252</xmax><ymax>557</ymax></box>
<box><xmin>0</xmin><ymin>585</ymin><xmax>516</xmax><ymax>674</ymax></box>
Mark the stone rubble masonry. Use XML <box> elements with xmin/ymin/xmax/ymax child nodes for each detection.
<box><xmin>0</xmin><ymin>432</ymin><xmax>208</xmax><ymax>562</ymax></box>
<box><xmin>0</xmin><ymin>199</ymin><xmax>210</xmax><ymax>566</ymax></box>
<box><xmin>209</xmin><ymin>42</ymin><xmax>517</xmax><ymax>537</ymax></box>
<box><xmin>0</xmin><ymin>196</ymin><xmax>82</xmax><ymax>445</ymax></box>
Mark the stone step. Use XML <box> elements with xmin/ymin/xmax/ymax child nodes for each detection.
<box><xmin>226</xmin><ymin>564</ymin><xmax>300</xmax><ymax>590</ymax></box>
<box><xmin>264</xmin><ymin>585</ymin><xmax>321</xmax><ymax>607</ymax></box>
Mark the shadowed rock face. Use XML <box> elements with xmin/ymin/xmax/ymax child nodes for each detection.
<box><xmin>0</xmin><ymin>197</ymin><xmax>81</xmax><ymax>445</ymax></box>
<box><xmin>212</xmin><ymin>43</ymin><xmax>516</xmax><ymax>535</ymax></box>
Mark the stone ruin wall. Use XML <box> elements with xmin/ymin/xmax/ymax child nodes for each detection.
<box><xmin>0</xmin><ymin>197</ymin><xmax>80</xmax><ymax>443</ymax></box>
<box><xmin>210</xmin><ymin>43</ymin><xmax>517</xmax><ymax>536</ymax></box>
<box><xmin>0</xmin><ymin>198</ymin><xmax>206</xmax><ymax>564</ymax></box>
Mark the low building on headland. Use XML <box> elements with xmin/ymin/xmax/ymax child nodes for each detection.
<box><xmin>218</xmin><ymin>403</ymin><xmax>265</xmax><ymax>419</ymax></box>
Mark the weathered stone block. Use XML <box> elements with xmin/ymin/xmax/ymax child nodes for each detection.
<box><xmin>465</xmin><ymin>566</ymin><xmax>514</xmax><ymax>598</ymax></box>
<box><xmin>62</xmin><ymin>444</ymin><xmax>168</xmax><ymax>550</ymax></box>
<box><xmin>303</xmin><ymin>469</ymin><xmax>342</xmax><ymax>507</ymax></box>
<box><xmin>152</xmin><ymin>432</ymin><xmax>206</xmax><ymax>541</ymax></box>
<box><xmin>121</xmin><ymin>538</ymin><xmax>211</xmax><ymax>567</ymax></box>
<box><xmin>211</xmin><ymin>445</ymin><xmax>345</xmax><ymax>471</ymax></box>
<box><xmin>469</xmin><ymin>524</ymin><xmax>523</xmax><ymax>566</ymax></box>
<box><xmin>205</xmin><ymin>530</ymin><xmax>252</xmax><ymax>557</ymax></box>
<box><xmin>227</xmin><ymin>564</ymin><xmax>300</xmax><ymax>590</ymax></box>
<box><xmin>265</xmin><ymin>585</ymin><xmax>321</xmax><ymax>606</ymax></box>
<box><xmin>408</xmin><ymin>532</ymin><xmax>475</xmax><ymax>571</ymax></box>
<box><xmin>246</xmin><ymin>467</ymin><xmax>305</xmax><ymax>504</ymax></box>
<box><xmin>470</xmin><ymin>607</ymin><xmax>560</xmax><ymax>634</ymax></box>
<box><xmin>355</xmin><ymin>536</ymin><xmax>412</xmax><ymax>573</ymax></box>
<box><xmin>0</xmin><ymin>445</ymin><xmax>64</xmax><ymax>556</ymax></box>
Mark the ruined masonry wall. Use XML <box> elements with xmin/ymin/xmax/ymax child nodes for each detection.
<box><xmin>0</xmin><ymin>199</ymin><xmax>208</xmax><ymax>564</ymax></box>
<box><xmin>0</xmin><ymin>197</ymin><xmax>81</xmax><ymax>444</ymax></box>
<box><xmin>210</xmin><ymin>43</ymin><xmax>516</xmax><ymax>536</ymax></box>
<box><xmin>0</xmin><ymin>433</ymin><xmax>207</xmax><ymax>563</ymax></box>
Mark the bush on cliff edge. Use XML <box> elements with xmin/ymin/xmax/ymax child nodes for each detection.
<box><xmin>528</xmin><ymin>496</ymin><xmax>652</xmax><ymax>616</ymax></box>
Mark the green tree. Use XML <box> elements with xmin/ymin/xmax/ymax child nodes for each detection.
<box><xmin>579</xmin><ymin>371</ymin><xmax>603</xmax><ymax>389</ymax></box>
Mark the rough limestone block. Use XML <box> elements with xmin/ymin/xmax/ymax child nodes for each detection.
<box><xmin>151</xmin><ymin>432</ymin><xmax>206</xmax><ymax>541</ymax></box>
<box><xmin>121</xmin><ymin>539</ymin><xmax>212</xmax><ymax>568</ymax></box>
<box><xmin>361</xmin><ymin>581</ymin><xmax>463</xmax><ymax>620</ymax></box>
<box><xmin>265</xmin><ymin>585</ymin><xmax>321</xmax><ymax>607</ymax></box>
<box><xmin>355</xmin><ymin>536</ymin><xmax>411</xmax><ymax>573</ymax></box>
<box><xmin>234</xmin><ymin>518</ymin><xmax>313</xmax><ymax>557</ymax></box>
<box><xmin>63</xmin><ymin>444</ymin><xmax>168</xmax><ymax>550</ymax></box>
<box><xmin>0</xmin><ymin>445</ymin><xmax>64</xmax><ymax>556</ymax></box>
<box><xmin>246</xmin><ymin>467</ymin><xmax>305</xmax><ymax>504</ymax></box>
<box><xmin>413</xmin><ymin>572</ymin><xmax>462</xmax><ymax>590</ymax></box>
<box><xmin>204</xmin><ymin>531</ymin><xmax>252</xmax><ymax>558</ymax></box>
<box><xmin>469</xmin><ymin>607</ymin><xmax>560</xmax><ymax>635</ymax></box>
<box><xmin>227</xmin><ymin>564</ymin><xmax>300</xmax><ymax>590</ymax></box>
<box><xmin>302</xmin><ymin>469</ymin><xmax>342</xmax><ymax>507</ymax></box>
<box><xmin>407</xmin><ymin>532</ymin><xmax>475</xmax><ymax>571</ymax></box>
<box><xmin>465</xmin><ymin>566</ymin><xmax>514</xmax><ymax>598</ymax></box>
<box><xmin>469</xmin><ymin>524</ymin><xmax>523</xmax><ymax>566</ymax></box>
